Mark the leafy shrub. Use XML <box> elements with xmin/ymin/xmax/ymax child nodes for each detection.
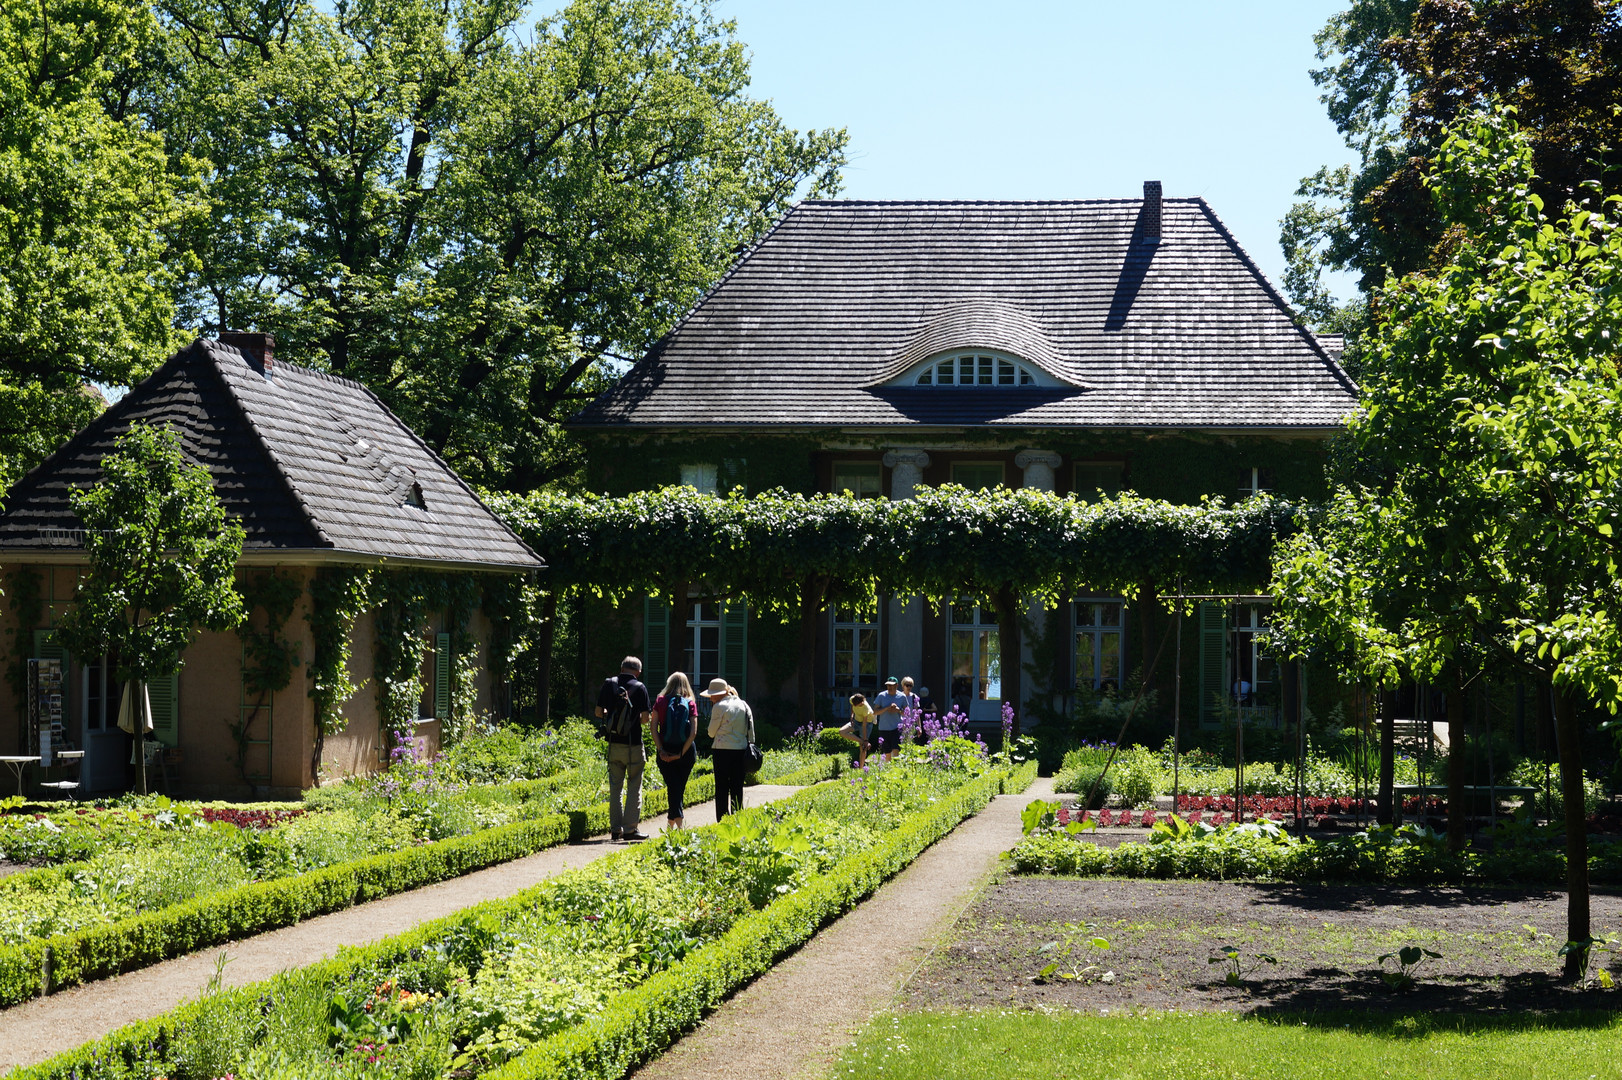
<box><xmin>1052</xmin><ymin>764</ymin><xmax>1113</xmax><ymax>809</ymax></box>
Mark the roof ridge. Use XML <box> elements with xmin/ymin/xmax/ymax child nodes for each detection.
<box><xmin>1189</xmin><ymin>200</ymin><xmax>1359</xmax><ymax>395</ymax></box>
<box><xmin>203</xmin><ymin>341</ymin><xmax>336</xmax><ymax>548</ymax></box>
<box><xmin>797</xmin><ymin>197</ymin><xmax>1199</xmax><ymax>206</ymax></box>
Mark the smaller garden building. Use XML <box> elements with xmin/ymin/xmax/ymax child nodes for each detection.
<box><xmin>0</xmin><ymin>334</ymin><xmax>542</xmax><ymax>797</ymax></box>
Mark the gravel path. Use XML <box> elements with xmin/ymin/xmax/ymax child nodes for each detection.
<box><xmin>0</xmin><ymin>784</ymin><xmax>805</xmax><ymax>1074</ymax></box>
<box><xmin>629</xmin><ymin>776</ymin><xmax>1053</xmax><ymax>1080</ymax></box>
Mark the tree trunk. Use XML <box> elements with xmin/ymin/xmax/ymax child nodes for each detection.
<box><xmin>796</xmin><ymin>576</ymin><xmax>825</xmax><ymax>731</ymax></box>
<box><xmin>535</xmin><ymin>590</ymin><xmax>559</xmax><ymax>725</ymax></box>
<box><xmin>1446</xmin><ymin>672</ymin><xmax>1468</xmax><ymax>853</ymax></box>
<box><xmin>1554</xmin><ymin>688</ymin><xmax>1592</xmax><ymax>980</ymax></box>
<box><xmin>995</xmin><ymin>585</ymin><xmax>1022</xmax><ymax>738</ymax></box>
<box><xmin>1378</xmin><ymin>684</ymin><xmax>1396</xmax><ymax>826</ymax></box>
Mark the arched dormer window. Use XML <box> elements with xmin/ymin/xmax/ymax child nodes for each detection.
<box><xmin>913</xmin><ymin>350</ymin><xmax>1047</xmax><ymax>387</ymax></box>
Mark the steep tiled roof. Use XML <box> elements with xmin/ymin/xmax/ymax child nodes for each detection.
<box><xmin>572</xmin><ymin>197</ymin><xmax>1356</xmax><ymax>431</ymax></box>
<box><xmin>0</xmin><ymin>339</ymin><xmax>541</xmax><ymax>570</ymax></box>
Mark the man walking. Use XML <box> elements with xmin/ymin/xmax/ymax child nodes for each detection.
<box><xmin>595</xmin><ymin>655</ymin><xmax>652</xmax><ymax>841</ymax></box>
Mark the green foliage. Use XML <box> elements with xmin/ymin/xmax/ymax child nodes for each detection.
<box><xmin>3</xmin><ymin>565</ymin><xmax>43</xmax><ymax>710</ymax></box>
<box><xmin>307</xmin><ymin>567</ymin><xmax>374</xmax><ymax>740</ymax></box>
<box><xmin>7</xmin><ymin>760</ymin><xmax>1034</xmax><ymax>1079</ymax></box>
<box><xmin>0</xmin><ymin>0</ymin><xmax>190</xmax><ymax>491</ymax></box>
<box><xmin>55</xmin><ymin>423</ymin><xmax>246</xmax><ymax>680</ymax></box>
<box><xmin>1034</xmin><ymin>924</ymin><xmax>1112</xmax><ymax>984</ymax></box>
<box><xmin>1377</xmin><ymin>944</ymin><xmax>1442</xmax><ymax>992</ymax></box>
<box><xmin>1051</xmin><ymin>763</ymin><xmax>1114</xmax><ymax>809</ymax></box>
<box><xmin>141</xmin><ymin>0</ymin><xmax>846</xmax><ymax>493</ymax></box>
<box><xmin>1210</xmin><ymin>944</ymin><xmax>1277</xmax><ymax>988</ymax></box>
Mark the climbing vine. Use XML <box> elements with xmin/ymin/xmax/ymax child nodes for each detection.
<box><xmin>227</xmin><ymin>570</ymin><xmax>303</xmax><ymax>789</ymax></box>
<box><xmin>371</xmin><ymin>570</ymin><xmax>483</xmax><ymax>748</ymax></box>
<box><xmin>306</xmin><ymin>566</ymin><xmax>374</xmax><ymax>782</ymax></box>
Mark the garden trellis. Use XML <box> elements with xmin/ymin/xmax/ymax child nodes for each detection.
<box><xmin>491</xmin><ymin>485</ymin><xmax>1299</xmax><ymax>732</ymax></box>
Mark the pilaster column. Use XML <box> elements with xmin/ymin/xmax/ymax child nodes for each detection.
<box><xmin>1014</xmin><ymin>450</ymin><xmax>1062</xmax><ymax>732</ymax></box>
<box><xmin>882</xmin><ymin>450</ymin><xmax>931</xmax><ymax>499</ymax></box>
<box><xmin>1015</xmin><ymin>449</ymin><xmax>1062</xmax><ymax>492</ymax></box>
<box><xmin>881</xmin><ymin>450</ymin><xmax>931</xmax><ymax>683</ymax></box>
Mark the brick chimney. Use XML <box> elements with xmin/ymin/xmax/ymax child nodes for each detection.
<box><xmin>219</xmin><ymin>331</ymin><xmax>275</xmax><ymax>374</ymax></box>
<box><xmin>1142</xmin><ymin>180</ymin><xmax>1162</xmax><ymax>243</ymax></box>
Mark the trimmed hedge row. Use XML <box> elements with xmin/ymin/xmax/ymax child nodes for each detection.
<box><xmin>482</xmin><ymin>760</ymin><xmax>1038</xmax><ymax>1080</ymax></box>
<box><xmin>4</xmin><ymin>756</ymin><xmax>893</xmax><ymax>1080</ymax></box>
<box><xmin>0</xmin><ymin>755</ymin><xmax>842</xmax><ymax>1009</ymax></box>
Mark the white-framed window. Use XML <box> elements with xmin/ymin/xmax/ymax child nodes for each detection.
<box><xmin>1073</xmin><ymin>599</ymin><xmax>1125</xmax><ymax>692</ymax></box>
<box><xmin>1232</xmin><ymin>603</ymin><xmax>1275</xmax><ymax>708</ymax></box>
<box><xmin>680</xmin><ymin>463</ymin><xmax>719</xmax><ymax>494</ymax></box>
<box><xmin>1074</xmin><ymin>462</ymin><xmax>1125</xmax><ymax>499</ymax></box>
<box><xmin>832</xmin><ymin>462</ymin><xmax>882</xmax><ymax>499</ymax></box>
<box><xmin>948</xmin><ymin>602</ymin><xmax>1001</xmax><ymax>714</ymax></box>
<box><xmin>830</xmin><ymin>606</ymin><xmax>880</xmax><ymax>689</ymax></box>
<box><xmin>912</xmin><ymin>350</ymin><xmax>1045</xmax><ymax>387</ymax></box>
<box><xmin>685</xmin><ymin>602</ymin><xmax>724</xmax><ymax>694</ymax></box>
<box><xmin>1239</xmin><ymin>467</ymin><xmax>1274</xmax><ymax>499</ymax></box>
<box><xmin>950</xmin><ymin>461</ymin><xmax>1005</xmax><ymax>490</ymax></box>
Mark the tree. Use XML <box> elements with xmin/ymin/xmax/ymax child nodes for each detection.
<box><xmin>1282</xmin><ymin>1</ymin><xmax>1622</xmax><ymax>325</ymax></box>
<box><xmin>56</xmin><ymin>422</ymin><xmax>246</xmax><ymax>787</ymax></box>
<box><xmin>1271</xmin><ymin>108</ymin><xmax>1622</xmax><ymax>978</ymax></box>
<box><xmin>0</xmin><ymin>0</ymin><xmax>190</xmax><ymax>492</ymax></box>
<box><xmin>145</xmin><ymin>0</ymin><xmax>847</xmax><ymax>492</ymax></box>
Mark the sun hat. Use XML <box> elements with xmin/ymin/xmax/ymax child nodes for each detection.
<box><xmin>704</xmin><ymin>678</ymin><xmax>731</xmax><ymax>696</ymax></box>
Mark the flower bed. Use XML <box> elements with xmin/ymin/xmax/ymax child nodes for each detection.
<box><xmin>9</xmin><ymin>744</ymin><xmax>1031</xmax><ymax>1080</ymax></box>
<box><xmin>1008</xmin><ymin>816</ymin><xmax>1622</xmax><ymax>886</ymax></box>
<box><xmin>0</xmin><ymin>750</ymin><xmax>842</xmax><ymax>1008</ymax></box>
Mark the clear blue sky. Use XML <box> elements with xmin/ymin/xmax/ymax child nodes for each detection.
<box><xmin>713</xmin><ymin>0</ymin><xmax>1358</xmax><ymax>301</ymax></box>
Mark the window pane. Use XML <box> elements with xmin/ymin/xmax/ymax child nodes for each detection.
<box><xmin>1019</xmin><ymin>368</ymin><xmax>1034</xmax><ymax>385</ymax></box>
<box><xmin>981</xmin><ymin>629</ymin><xmax>1001</xmax><ymax>698</ymax></box>
<box><xmin>1100</xmin><ymin>603</ymin><xmax>1121</xmax><ymax>626</ymax></box>
<box><xmin>951</xmin><ymin>630</ymin><xmax>974</xmax><ymax>676</ymax></box>
<box><xmin>1100</xmin><ymin>632</ymin><xmax>1121</xmax><ymax>688</ymax></box>
<box><xmin>680</xmin><ymin>463</ymin><xmax>719</xmax><ymax>494</ymax></box>
<box><xmin>1074</xmin><ymin>463</ymin><xmax>1124</xmax><ymax>498</ymax></box>
<box><xmin>917</xmin><ymin>369</ymin><xmax>932</xmax><ymax>384</ymax></box>
<box><xmin>833</xmin><ymin>463</ymin><xmax>882</xmax><ymax>499</ymax></box>
<box><xmin>834</xmin><ymin>652</ymin><xmax>853</xmax><ymax>679</ymax></box>
<box><xmin>1074</xmin><ymin>633</ymin><xmax>1096</xmax><ymax>688</ymax></box>
<box><xmin>950</xmin><ymin>602</ymin><xmax>974</xmax><ymax>625</ymax></box>
<box><xmin>835</xmin><ymin>628</ymin><xmax>853</xmax><ymax>653</ymax></box>
<box><xmin>857</xmin><ymin>628</ymin><xmax>877</xmax><ymax>653</ymax></box>
<box><xmin>998</xmin><ymin>358</ymin><xmax>1015</xmax><ymax>385</ymax></box>
<box><xmin>952</xmin><ymin>463</ymin><xmax>1004</xmax><ymax>490</ymax></box>
<box><xmin>978</xmin><ymin>355</ymin><xmax>993</xmax><ymax>384</ymax></box>
<box><xmin>938</xmin><ymin>357</ymin><xmax>954</xmax><ymax>382</ymax></box>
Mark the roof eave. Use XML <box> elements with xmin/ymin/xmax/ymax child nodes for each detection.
<box><xmin>0</xmin><ymin>547</ymin><xmax>542</xmax><ymax>573</ymax></box>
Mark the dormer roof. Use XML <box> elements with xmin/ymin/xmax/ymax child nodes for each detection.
<box><xmin>573</xmin><ymin>195</ymin><xmax>1355</xmax><ymax>432</ymax></box>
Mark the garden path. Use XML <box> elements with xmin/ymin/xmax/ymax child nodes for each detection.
<box><xmin>628</xmin><ymin>776</ymin><xmax>1055</xmax><ymax>1080</ymax></box>
<box><xmin>0</xmin><ymin>783</ymin><xmax>806</xmax><ymax>1073</ymax></box>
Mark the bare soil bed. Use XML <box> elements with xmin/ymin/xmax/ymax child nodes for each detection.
<box><xmin>901</xmin><ymin>875</ymin><xmax>1622</xmax><ymax>1017</ymax></box>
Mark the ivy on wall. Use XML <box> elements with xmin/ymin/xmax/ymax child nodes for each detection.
<box><xmin>306</xmin><ymin>566</ymin><xmax>374</xmax><ymax>782</ymax></box>
<box><xmin>228</xmin><ymin>570</ymin><xmax>303</xmax><ymax>789</ymax></box>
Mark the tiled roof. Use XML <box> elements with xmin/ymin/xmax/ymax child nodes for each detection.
<box><xmin>0</xmin><ymin>339</ymin><xmax>541</xmax><ymax>570</ymax></box>
<box><xmin>572</xmin><ymin>197</ymin><xmax>1357</xmax><ymax>431</ymax></box>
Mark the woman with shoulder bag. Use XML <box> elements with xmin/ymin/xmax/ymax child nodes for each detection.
<box><xmin>704</xmin><ymin>679</ymin><xmax>754</xmax><ymax>820</ymax></box>
<box><xmin>650</xmin><ymin>672</ymin><xmax>699</xmax><ymax>831</ymax></box>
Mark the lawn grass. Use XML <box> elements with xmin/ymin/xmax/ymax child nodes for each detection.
<box><xmin>830</xmin><ymin>1009</ymin><xmax>1622</xmax><ymax>1079</ymax></box>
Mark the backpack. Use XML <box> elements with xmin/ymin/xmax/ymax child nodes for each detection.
<box><xmin>605</xmin><ymin>680</ymin><xmax>640</xmax><ymax>741</ymax></box>
<box><xmin>660</xmin><ymin>695</ymin><xmax>693</xmax><ymax>752</ymax></box>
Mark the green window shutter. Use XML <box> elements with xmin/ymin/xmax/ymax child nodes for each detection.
<box><xmin>434</xmin><ymin>632</ymin><xmax>452</xmax><ymax>720</ymax></box>
<box><xmin>644</xmin><ymin>598</ymin><xmax>670</xmax><ymax>682</ymax></box>
<box><xmin>33</xmin><ymin>629</ymin><xmax>63</xmax><ymax>663</ymax></box>
<box><xmin>1197</xmin><ymin>602</ymin><xmax>1229</xmax><ymax>726</ymax></box>
<box><xmin>148</xmin><ymin>670</ymin><xmax>180</xmax><ymax>748</ymax></box>
<box><xmin>720</xmin><ymin>602</ymin><xmax>748</xmax><ymax>698</ymax></box>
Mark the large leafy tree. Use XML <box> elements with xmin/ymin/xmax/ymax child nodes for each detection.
<box><xmin>0</xmin><ymin>0</ymin><xmax>190</xmax><ymax>493</ymax></box>
<box><xmin>1282</xmin><ymin>0</ymin><xmax>1622</xmax><ymax>336</ymax></box>
<box><xmin>145</xmin><ymin>0</ymin><xmax>846</xmax><ymax>491</ymax></box>
<box><xmin>1271</xmin><ymin>108</ymin><xmax>1622</xmax><ymax>977</ymax></box>
<box><xmin>57</xmin><ymin>422</ymin><xmax>247</xmax><ymax>682</ymax></box>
